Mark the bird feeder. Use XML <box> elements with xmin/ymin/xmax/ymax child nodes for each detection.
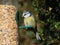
<box><xmin>19</xmin><ymin>26</ymin><xmax>33</xmax><ymax>29</ymax></box>
<box><xmin>0</xmin><ymin>0</ymin><xmax>19</xmax><ymax>45</ymax></box>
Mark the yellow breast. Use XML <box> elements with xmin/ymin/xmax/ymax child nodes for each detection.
<box><xmin>24</xmin><ymin>16</ymin><xmax>35</xmax><ymax>28</ymax></box>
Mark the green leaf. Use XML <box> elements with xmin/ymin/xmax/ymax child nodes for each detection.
<box><xmin>55</xmin><ymin>22</ymin><xmax>60</xmax><ymax>30</ymax></box>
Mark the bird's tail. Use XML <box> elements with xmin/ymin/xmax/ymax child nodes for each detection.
<box><xmin>36</xmin><ymin>32</ymin><xmax>41</xmax><ymax>40</ymax></box>
<box><xmin>34</xmin><ymin>25</ymin><xmax>41</xmax><ymax>40</ymax></box>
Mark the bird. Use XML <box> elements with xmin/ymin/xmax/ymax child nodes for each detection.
<box><xmin>22</xmin><ymin>10</ymin><xmax>41</xmax><ymax>40</ymax></box>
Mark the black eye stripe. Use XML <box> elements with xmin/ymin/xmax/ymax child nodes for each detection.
<box><xmin>24</xmin><ymin>13</ymin><xmax>29</xmax><ymax>16</ymax></box>
<box><xmin>24</xmin><ymin>14</ymin><xmax>26</xmax><ymax>16</ymax></box>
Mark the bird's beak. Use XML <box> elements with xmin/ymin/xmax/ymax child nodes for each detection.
<box><xmin>22</xmin><ymin>15</ymin><xmax>23</xmax><ymax>17</ymax></box>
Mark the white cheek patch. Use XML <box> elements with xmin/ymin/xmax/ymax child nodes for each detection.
<box><xmin>24</xmin><ymin>13</ymin><xmax>30</xmax><ymax>18</ymax></box>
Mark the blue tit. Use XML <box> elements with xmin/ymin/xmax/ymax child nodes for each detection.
<box><xmin>22</xmin><ymin>10</ymin><xmax>41</xmax><ymax>40</ymax></box>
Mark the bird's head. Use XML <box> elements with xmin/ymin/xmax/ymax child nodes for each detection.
<box><xmin>22</xmin><ymin>10</ymin><xmax>32</xmax><ymax>18</ymax></box>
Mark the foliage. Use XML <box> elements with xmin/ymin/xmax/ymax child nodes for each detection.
<box><xmin>31</xmin><ymin>0</ymin><xmax>60</xmax><ymax>45</ymax></box>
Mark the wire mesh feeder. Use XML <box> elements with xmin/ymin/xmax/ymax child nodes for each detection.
<box><xmin>0</xmin><ymin>5</ymin><xmax>19</xmax><ymax>45</ymax></box>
